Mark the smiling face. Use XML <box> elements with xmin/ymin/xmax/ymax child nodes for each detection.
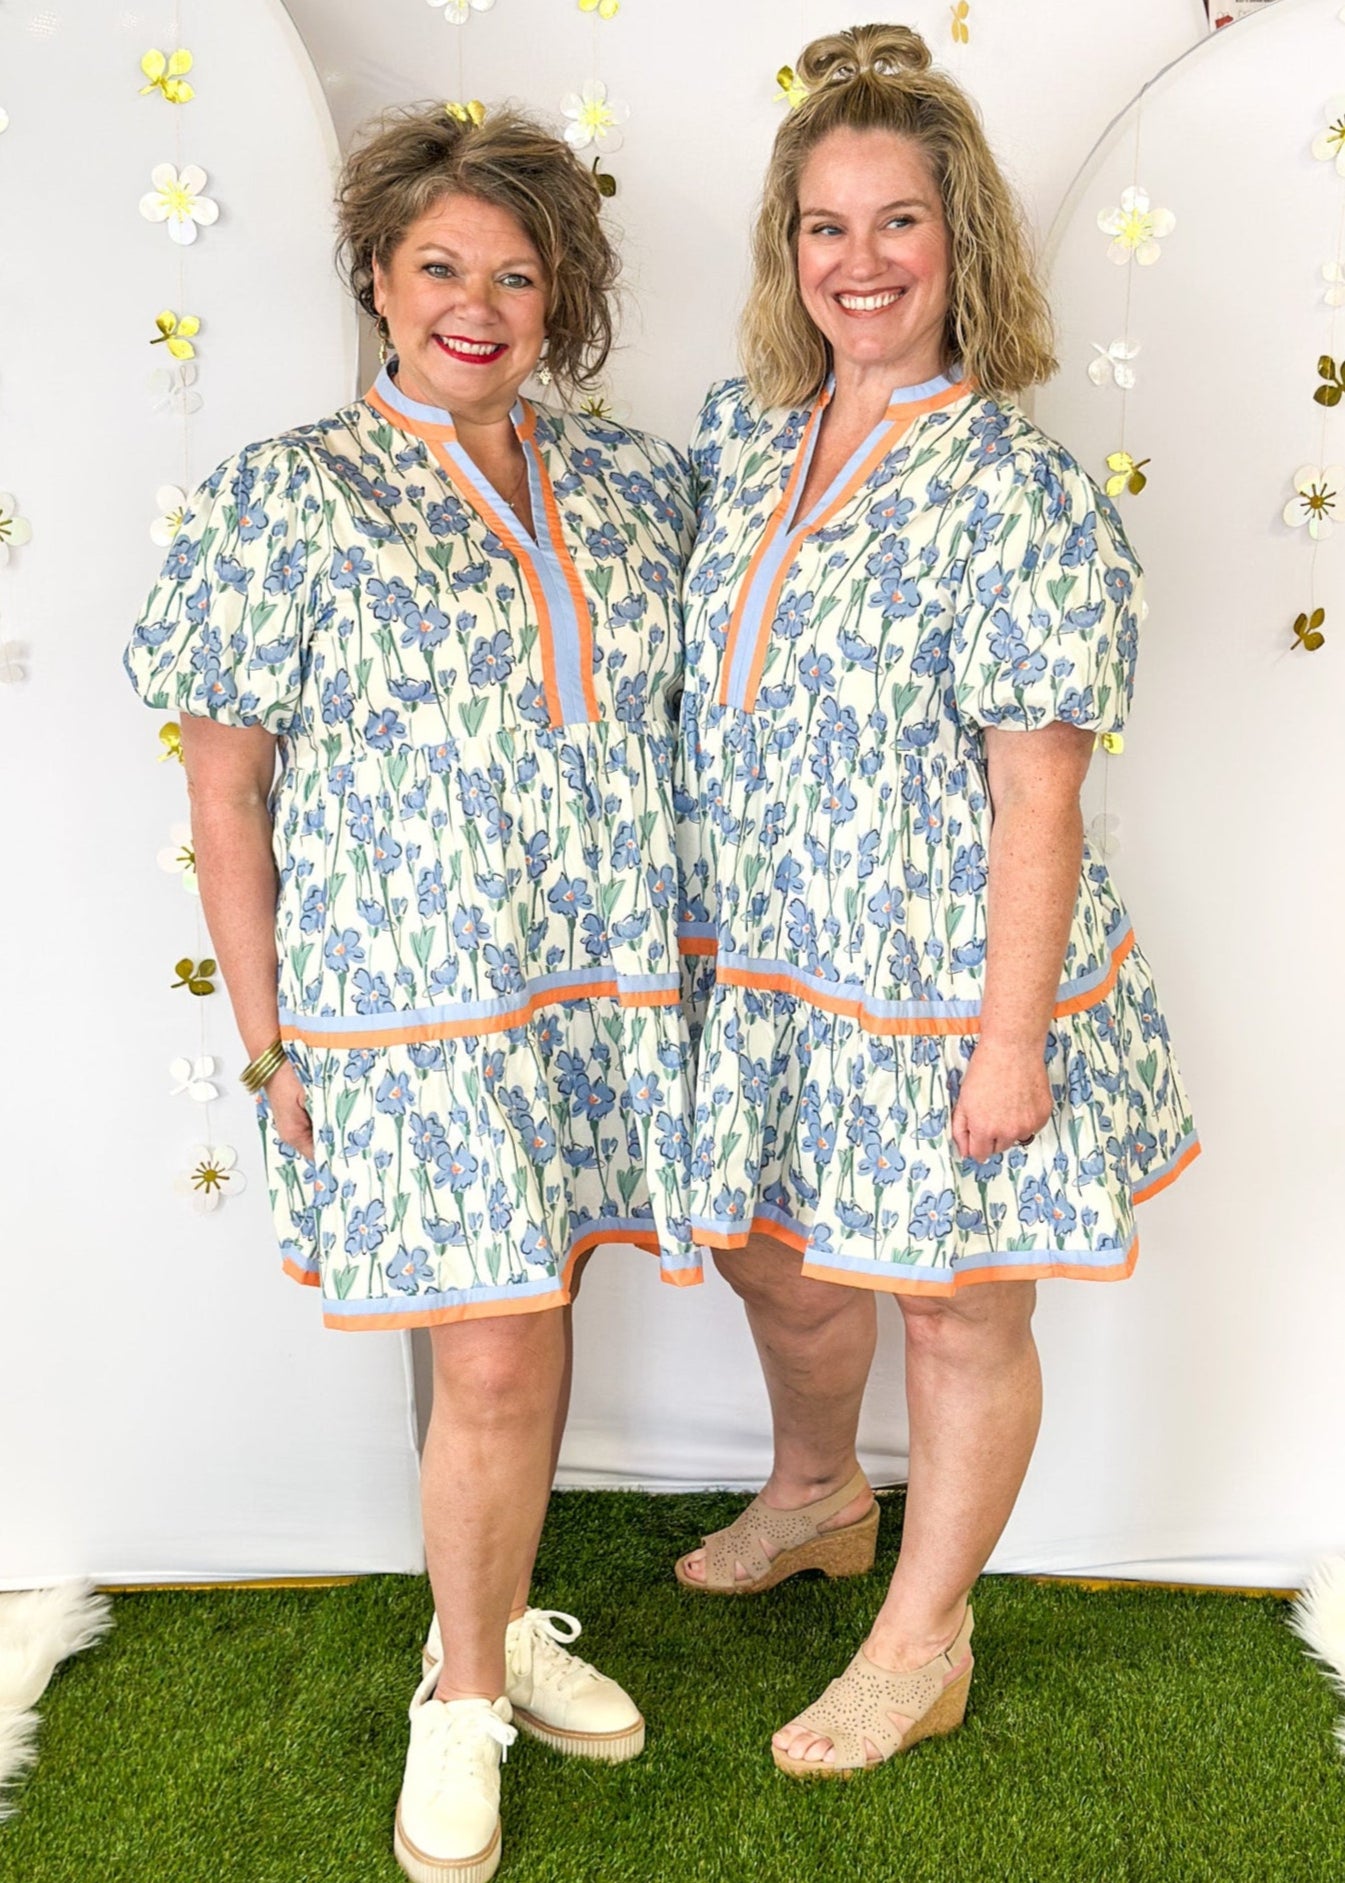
<box><xmin>372</xmin><ymin>192</ymin><xmax>549</xmax><ymax>423</ymax></box>
<box><xmin>795</xmin><ymin>127</ymin><xmax>952</xmax><ymax>392</ymax></box>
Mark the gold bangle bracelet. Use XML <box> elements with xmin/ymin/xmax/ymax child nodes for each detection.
<box><xmin>240</xmin><ymin>1038</ymin><xmax>286</xmax><ymax>1093</ymax></box>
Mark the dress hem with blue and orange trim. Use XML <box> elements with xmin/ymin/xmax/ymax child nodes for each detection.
<box><xmin>126</xmin><ymin>369</ymin><xmax>701</xmax><ymax>1327</ymax></box>
<box><xmin>675</xmin><ymin>372</ymin><xmax>1198</xmax><ymax>1293</ymax></box>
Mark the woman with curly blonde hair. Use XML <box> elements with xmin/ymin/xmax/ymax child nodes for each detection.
<box><xmin>126</xmin><ymin>103</ymin><xmax>698</xmax><ymax>1881</ymax></box>
<box><xmin>675</xmin><ymin>24</ymin><xmax>1196</xmax><ymax>1775</ymax></box>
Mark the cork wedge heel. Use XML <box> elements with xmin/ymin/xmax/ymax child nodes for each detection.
<box><xmin>673</xmin><ymin>1468</ymin><xmax>879</xmax><ymax>1596</ymax></box>
<box><xmin>771</xmin><ymin>1605</ymin><xmax>974</xmax><ymax>1780</ymax></box>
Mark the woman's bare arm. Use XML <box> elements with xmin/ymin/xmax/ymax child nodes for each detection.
<box><xmin>950</xmin><ymin>721</ymin><xmax>1095</xmax><ymax>1165</ymax></box>
<box><xmin>179</xmin><ymin>714</ymin><xmax>313</xmax><ymax>1158</ymax></box>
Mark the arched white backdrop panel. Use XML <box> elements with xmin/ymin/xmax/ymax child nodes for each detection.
<box><xmin>274</xmin><ymin>0</ymin><xmax>1221</xmax><ymax>1540</ymax></box>
<box><xmin>0</xmin><ymin>0</ymin><xmax>422</xmax><ymax>1583</ymax></box>
<box><xmin>17</xmin><ymin>0</ymin><xmax>1310</xmax><ymax>1585</ymax></box>
<box><xmin>998</xmin><ymin>0</ymin><xmax>1345</xmax><ymax>1584</ymax></box>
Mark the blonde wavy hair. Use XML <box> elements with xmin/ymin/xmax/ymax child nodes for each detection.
<box><xmin>742</xmin><ymin>23</ymin><xmax>1056</xmax><ymax>406</ymax></box>
<box><xmin>336</xmin><ymin>104</ymin><xmax>618</xmax><ymax>398</ymax></box>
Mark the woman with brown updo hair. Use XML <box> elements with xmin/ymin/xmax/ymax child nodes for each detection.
<box><xmin>126</xmin><ymin>103</ymin><xmax>699</xmax><ymax>1880</ymax></box>
<box><xmin>674</xmin><ymin>24</ymin><xmax>1196</xmax><ymax>1775</ymax></box>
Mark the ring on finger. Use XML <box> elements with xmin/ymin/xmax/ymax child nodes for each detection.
<box><xmin>1016</xmin><ymin>1135</ymin><xmax>1034</xmax><ymax>1147</ymax></box>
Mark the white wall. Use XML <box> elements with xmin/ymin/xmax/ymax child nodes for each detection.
<box><xmin>1002</xmin><ymin>0</ymin><xmax>1345</xmax><ymax>1583</ymax></box>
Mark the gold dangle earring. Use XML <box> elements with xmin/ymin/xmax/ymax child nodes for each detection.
<box><xmin>377</xmin><ymin>316</ymin><xmax>391</xmax><ymax>366</ymax></box>
<box><xmin>536</xmin><ymin>350</ymin><xmax>553</xmax><ymax>389</ymax></box>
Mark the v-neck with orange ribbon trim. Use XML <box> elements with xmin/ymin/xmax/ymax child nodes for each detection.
<box><xmin>366</xmin><ymin>363</ymin><xmax>598</xmax><ymax>727</ymax></box>
<box><xmin>717</xmin><ymin>369</ymin><xmax>973</xmax><ymax>712</ymax></box>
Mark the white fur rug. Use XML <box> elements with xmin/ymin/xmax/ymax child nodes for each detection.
<box><xmin>0</xmin><ymin>1584</ymin><xmax>112</xmax><ymax>1818</ymax></box>
<box><xmin>1291</xmin><ymin>1556</ymin><xmax>1345</xmax><ymax>1758</ymax></box>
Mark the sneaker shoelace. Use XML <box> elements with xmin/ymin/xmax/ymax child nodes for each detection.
<box><xmin>423</xmin><ymin>1700</ymin><xmax>517</xmax><ymax>1795</ymax></box>
<box><xmin>514</xmin><ymin>1610</ymin><xmax>601</xmax><ymax>1697</ymax></box>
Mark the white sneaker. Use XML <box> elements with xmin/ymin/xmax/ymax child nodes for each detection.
<box><xmin>423</xmin><ymin>1609</ymin><xmax>645</xmax><ymax>1762</ymax></box>
<box><xmin>394</xmin><ymin>1667</ymin><xmax>516</xmax><ymax>1883</ymax></box>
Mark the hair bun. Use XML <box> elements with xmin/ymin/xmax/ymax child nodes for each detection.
<box><xmin>796</xmin><ymin>23</ymin><xmax>932</xmax><ymax>91</ymax></box>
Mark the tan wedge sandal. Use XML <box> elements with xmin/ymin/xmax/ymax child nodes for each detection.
<box><xmin>771</xmin><ymin>1605</ymin><xmax>974</xmax><ymax>1779</ymax></box>
<box><xmin>673</xmin><ymin>1468</ymin><xmax>879</xmax><ymax>1596</ymax></box>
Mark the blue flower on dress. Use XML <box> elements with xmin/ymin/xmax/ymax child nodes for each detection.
<box><xmin>434</xmin><ymin>1142</ymin><xmax>479</xmax><ymax>1191</ymax></box>
<box><xmin>330</xmin><ymin>545</ymin><xmax>373</xmax><ymax>588</ymax></box>
<box><xmin>364</xmin><ymin>706</ymin><xmax>406</xmax><ymax>751</ymax></box>
<box><xmin>452</xmin><ymin>907</ymin><xmax>490</xmax><ymax>949</ymax></box>
<box><xmin>909</xmin><ymin>1189</ymin><xmax>955</xmax><ymax>1238</ymax></box>
<box><xmin>324</xmin><ymin>928</ymin><xmax>364</xmax><ymax>972</ymax></box>
<box><xmin>468</xmin><ymin>631</ymin><xmax>514</xmax><ymax>685</ymax></box>
<box><xmin>344</xmin><ymin>1201</ymin><xmax>387</xmax><ymax>1257</ymax></box>
<box><xmin>371</xmin><ymin>828</ymin><xmax>403</xmax><ymax>875</ymax></box>
<box><xmin>547</xmin><ymin>874</ymin><xmax>592</xmax><ymax>917</ymax></box>
<box><xmin>375</xmin><ymin>1069</ymin><xmax>412</xmax><ymax>1114</ymax></box>
<box><xmin>386</xmin><ymin>1246</ymin><xmax>432</xmax><ymax>1294</ymax></box>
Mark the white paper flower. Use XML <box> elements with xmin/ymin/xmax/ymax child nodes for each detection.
<box><xmin>177</xmin><ymin>1144</ymin><xmax>247</xmax><ymax>1212</ymax></box>
<box><xmin>1097</xmin><ymin>187</ymin><xmax>1175</xmax><ymax>267</ymax></box>
<box><xmin>0</xmin><ymin>640</ymin><xmax>28</xmax><ymax>685</ymax></box>
<box><xmin>1313</xmin><ymin>96</ymin><xmax>1345</xmax><ymax>173</ymax></box>
<box><xmin>560</xmin><ymin>80</ymin><xmax>629</xmax><ymax>153</ymax></box>
<box><xmin>169</xmin><ymin>1056</ymin><xmax>220</xmax><ymax>1103</ymax></box>
<box><xmin>1088</xmin><ymin>339</ymin><xmax>1140</xmax><ymax>390</ymax></box>
<box><xmin>1087</xmin><ymin>812</ymin><xmax>1121</xmax><ymax>861</ymax></box>
<box><xmin>1323</xmin><ymin>262</ymin><xmax>1345</xmax><ymax>308</ymax></box>
<box><xmin>157</xmin><ymin>821</ymin><xmax>199</xmax><ymax>893</ymax></box>
<box><xmin>139</xmin><ymin>163</ymin><xmax>219</xmax><ymax>245</ymax></box>
<box><xmin>427</xmin><ymin>0</ymin><xmax>494</xmax><ymax>18</ymax></box>
<box><xmin>148</xmin><ymin>362</ymin><xmax>202</xmax><ymax>416</ymax></box>
<box><xmin>150</xmin><ymin>485</ymin><xmax>188</xmax><ymax>546</ymax></box>
<box><xmin>0</xmin><ymin>492</ymin><xmax>32</xmax><ymax>566</ymax></box>
<box><xmin>1283</xmin><ymin>464</ymin><xmax>1345</xmax><ymax>540</ymax></box>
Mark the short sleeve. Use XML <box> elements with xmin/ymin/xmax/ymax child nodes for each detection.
<box><xmin>952</xmin><ymin>445</ymin><xmax>1142</xmax><ymax>734</ymax></box>
<box><xmin>124</xmin><ymin>438</ymin><xmax>315</xmax><ymax>733</ymax></box>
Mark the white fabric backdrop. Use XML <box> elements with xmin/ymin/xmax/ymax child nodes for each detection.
<box><xmin>19</xmin><ymin>0</ymin><xmax>1325</xmax><ymax>1587</ymax></box>
<box><xmin>0</xmin><ymin>0</ymin><xmax>423</xmax><ymax>1585</ymax></box>
<box><xmin>999</xmin><ymin>0</ymin><xmax>1345</xmax><ymax>1584</ymax></box>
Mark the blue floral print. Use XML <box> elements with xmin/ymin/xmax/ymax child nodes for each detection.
<box><xmin>126</xmin><ymin>369</ymin><xmax>700</xmax><ymax>1327</ymax></box>
<box><xmin>676</xmin><ymin>376</ymin><xmax>1198</xmax><ymax>1292</ymax></box>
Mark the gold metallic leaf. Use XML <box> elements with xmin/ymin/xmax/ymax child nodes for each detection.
<box><xmin>1293</xmin><ymin>607</ymin><xmax>1327</xmax><ymax>651</ymax></box>
<box><xmin>158</xmin><ymin>721</ymin><xmax>184</xmax><ymax>763</ymax></box>
<box><xmin>1098</xmin><ymin>731</ymin><xmax>1125</xmax><ymax>755</ymax></box>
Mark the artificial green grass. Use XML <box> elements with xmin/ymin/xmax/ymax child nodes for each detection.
<box><xmin>2</xmin><ymin>1492</ymin><xmax>1341</xmax><ymax>1883</ymax></box>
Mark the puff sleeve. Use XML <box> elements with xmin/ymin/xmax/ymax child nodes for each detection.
<box><xmin>952</xmin><ymin>443</ymin><xmax>1142</xmax><ymax>735</ymax></box>
<box><xmin>124</xmin><ymin>438</ymin><xmax>316</xmax><ymax>734</ymax></box>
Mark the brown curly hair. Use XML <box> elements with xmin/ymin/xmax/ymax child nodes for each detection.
<box><xmin>742</xmin><ymin>23</ymin><xmax>1057</xmax><ymax>406</ymax></box>
<box><xmin>336</xmin><ymin>104</ymin><xmax>618</xmax><ymax>397</ymax></box>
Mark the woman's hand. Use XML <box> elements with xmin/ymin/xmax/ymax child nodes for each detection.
<box><xmin>266</xmin><ymin>1058</ymin><xmax>314</xmax><ymax>1161</ymax></box>
<box><xmin>951</xmin><ymin>1037</ymin><xmax>1053</xmax><ymax>1164</ymax></box>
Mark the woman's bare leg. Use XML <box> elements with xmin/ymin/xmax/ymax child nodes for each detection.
<box><xmin>773</xmin><ymin>1279</ymin><xmax>1041</xmax><ymax>1764</ymax></box>
<box><xmin>422</xmin><ymin>1306</ymin><xmax>568</xmax><ymax>1701</ymax></box>
<box><xmin>682</xmin><ymin>1236</ymin><xmax>878</xmax><ymax>1582</ymax></box>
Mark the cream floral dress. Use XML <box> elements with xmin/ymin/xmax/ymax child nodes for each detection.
<box><xmin>126</xmin><ymin>367</ymin><xmax>699</xmax><ymax>1327</ymax></box>
<box><xmin>676</xmin><ymin>372</ymin><xmax>1198</xmax><ymax>1293</ymax></box>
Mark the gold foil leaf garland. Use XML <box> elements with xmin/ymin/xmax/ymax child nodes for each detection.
<box><xmin>776</xmin><ymin>66</ymin><xmax>808</xmax><ymax>109</ymax></box>
<box><xmin>592</xmin><ymin>157</ymin><xmax>616</xmax><ymax>199</ymax></box>
<box><xmin>950</xmin><ymin>2</ymin><xmax>971</xmax><ymax>45</ymax></box>
<box><xmin>1292</xmin><ymin>607</ymin><xmax>1326</xmax><ymax>651</ymax></box>
<box><xmin>1104</xmin><ymin>452</ymin><xmax>1149</xmax><ymax>497</ymax></box>
<box><xmin>140</xmin><ymin>49</ymin><xmax>195</xmax><ymax>104</ymax></box>
<box><xmin>158</xmin><ymin>722</ymin><xmax>184</xmax><ymax>763</ymax></box>
<box><xmin>579</xmin><ymin>0</ymin><xmax>620</xmax><ymax>16</ymax></box>
<box><xmin>172</xmin><ymin>957</ymin><xmax>217</xmax><ymax>996</ymax></box>
<box><xmin>445</xmin><ymin>99</ymin><xmax>486</xmax><ymax>125</ymax></box>
<box><xmin>1314</xmin><ymin>356</ymin><xmax>1345</xmax><ymax>407</ymax></box>
<box><xmin>152</xmin><ymin>310</ymin><xmax>201</xmax><ymax>360</ymax></box>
